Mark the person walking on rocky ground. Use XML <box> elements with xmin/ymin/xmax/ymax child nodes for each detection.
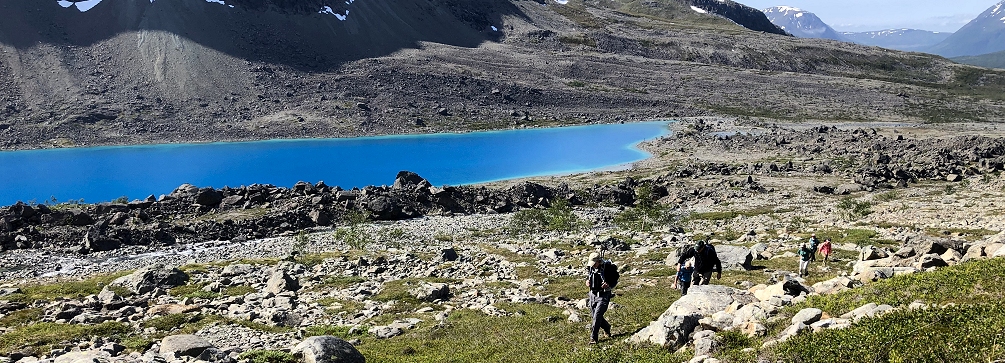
<box><xmin>819</xmin><ymin>238</ymin><xmax>833</xmax><ymax>265</ymax></box>
<box><xmin>585</xmin><ymin>252</ymin><xmax>619</xmax><ymax>344</ymax></box>
<box><xmin>677</xmin><ymin>240</ymin><xmax>722</xmax><ymax>285</ymax></box>
<box><xmin>675</xmin><ymin>260</ymin><xmax>695</xmax><ymax>296</ymax></box>
<box><xmin>808</xmin><ymin>233</ymin><xmax>820</xmax><ymax>262</ymax></box>
<box><xmin>798</xmin><ymin>243</ymin><xmax>814</xmax><ymax>277</ymax></box>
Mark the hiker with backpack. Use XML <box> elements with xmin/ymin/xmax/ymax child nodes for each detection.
<box><xmin>808</xmin><ymin>233</ymin><xmax>820</xmax><ymax>262</ymax></box>
<box><xmin>798</xmin><ymin>243</ymin><xmax>814</xmax><ymax>277</ymax></box>
<box><xmin>585</xmin><ymin>252</ymin><xmax>619</xmax><ymax>344</ymax></box>
<box><xmin>676</xmin><ymin>240</ymin><xmax>722</xmax><ymax>286</ymax></box>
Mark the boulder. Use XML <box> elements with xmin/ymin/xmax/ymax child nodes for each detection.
<box><xmin>752</xmin><ymin>280</ymin><xmax>809</xmax><ymax>301</ymax></box>
<box><xmin>991</xmin><ymin>243</ymin><xmax>1005</xmax><ymax>258</ymax></box>
<box><xmin>439</xmin><ymin>248</ymin><xmax>458</xmax><ymax>262</ymax></box>
<box><xmin>692</xmin><ymin>330</ymin><xmax>718</xmax><ymax>356</ymax></box>
<box><xmin>698</xmin><ymin>311</ymin><xmax>735</xmax><ymax>331</ymax></box>
<box><xmin>629</xmin><ymin>285</ymin><xmax>755</xmax><ymax>348</ymax></box>
<box><xmin>222</xmin><ymin>264</ymin><xmax>254</xmax><ymax>277</ymax></box>
<box><xmin>409</xmin><ymin>282</ymin><xmax>449</xmax><ymax>302</ymax></box>
<box><xmin>860</xmin><ymin>246</ymin><xmax>888</xmax><ymax>261</ymax></box>
<box><xmin>714</xmin><ymin>245</ymin><xmax>753</xmax><ymax>271</ymax></box>
<box><xmin>749</xmin><ymin>243</ymin><xmax>768</xmax><ymax>260</ymax></box>
<box><xmin>220</xmin><ymin>195</ymin><xmax>245</xmax><ymax>209</ymax></box>
<box><xmin>309</xmin><ymin>210</ymin><xmax>331</xmax><ymax>226</ymax></box>
<box><xmin>54</xmin><ymin>350</ymin><xmax>111</xmax><ymax>363</ymax></box>
<box><xmin>915</xmin><ymin>254</ymin><xmax>948</xmax><ymax>269</ymax></box>
<box><xmin>909</xmin><ymin>237</ymin><xmax>960</xmax><ymax>256</ymax></box>
<box><xmin>392</xmin><ymin>171</ymin><xmax>431</xmax><ymax>190</ymax></box>
<box><xmin>893</xmin><ymin>246</ymin><xmax>916</xmax><ymax>259</ymax></box>
<box><xmin>813</xmin><ymin>185</ymin><xmax>834</xmax><ymax>194</ymax></box>
<box><xmin>68</xmin><ymin>210</ymin><xmax>95</xmax><ymax>226</ymax></box>
<box><xmin>195</xmin><ymin>188</ymin><xmax>224</xmax><ymax>207</ymax></box>
<box><xmin>962</xmin><ymin>244</ymin><xmax>985</xmax><ymax>261</ymax></box>
<box><xmin>834</xmin><ymin>184</ymin><xmax>865</xmax><ymax>195</ymax></box>
<box><xmin>811</xmin><ymin>276</ymin><xmax>856</xmax><ymax>295</ymax></box>
<box><xmin>265</xmin><ymin>267</ymin><xmax>300</xmax><ymax>294</ymax></box>
<box><xmin>160</xmin><ymin>335</ymin><xmax>214</xmax><ymax>357</ymax></box>
<box><xmin>291</xmin><ymin>336</ymin><xmax>365</xmax><ymax>363</ymax></box>
<box><xmin>791</xmin><ymin>308</ymin><xmax>823</xmax><ymax>325</ymax></box>
<box><xmin>740</xmin><ymin>321</ymin><xmax>766</xmax><ymax>337</ymax></box>
<box><xmin>780</xmin><ymin>322</ymin><xmax>809</xmax><ymax>340</ymax></box>
<box><xmin>110</xmin><ymin>264</ymin><xmax>189</xmax><ymax>294</ymax></box>
<box><xmin>170</xmin><ymin>184</ymin><xmax>200</xmax><ymax>198</ymax></box>
<box><xmin>84</xmin><ymin>227</ymin><xmax>121</xmax><ymax>252</ymax></box>
<box><xmin>858</xmin><ymin>267</ymin><xmax>894</xmax><ymax>283</ymax></box>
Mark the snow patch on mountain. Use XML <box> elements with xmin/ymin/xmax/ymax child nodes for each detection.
<box><xmin>690</xmin><ymin>5</ymin><xmax>707</xmax><ymax>14</ymax></box>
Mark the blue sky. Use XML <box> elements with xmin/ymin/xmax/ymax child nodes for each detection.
<box><xmin>739</xmin><ymin>0</ymin><xmax>998</xmax><ymax>32</ymax></box>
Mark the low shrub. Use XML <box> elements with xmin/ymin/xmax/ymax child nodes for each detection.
<box><xmin>238</xmin><ymin>350</ymin><xmax>297</xmax><ymax>363</ymax></box>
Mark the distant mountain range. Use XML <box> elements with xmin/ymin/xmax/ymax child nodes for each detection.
<box><xmin>841</xmin><ymin>29</ymin><xmax>953</xmax><ymax>53</ymax></box>
<box><xmin>759</xmin><ymin>4</ymin><xmax>1005</xmax><ymax>57</ymax></box>
<box><xmin>762</xmin><ymin>6</ymin><xmax>844</xmax><ymax>41</ymax></box>
<box><xmin>928</xmin><ymin>1</ymin><xmax>1005</xmax><ymax>58</ymax></box>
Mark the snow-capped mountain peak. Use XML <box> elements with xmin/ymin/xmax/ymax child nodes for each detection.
<box><xmin>762</xmin><ymin>5</ymin><xmax>844</xmax><ymax>41</ymax></box>
<box><xmin>927</xmin><ymin>0</ymin><xmax>1005</xmax><ymax>57</ymax></box>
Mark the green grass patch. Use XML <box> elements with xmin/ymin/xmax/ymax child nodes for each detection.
<box><xmin>355</xmin><ymin>299</ymin><xmax>690</xmax><ymax>363</ymax></box>
<box><xmin>789</xmin><ymin>258</ymin><xmax>1005</xmax><ymax>317</ymax></box>
<box><xmin>507</xmin><ymin>199</ymin><xmax>587</xmax><ymax>234</ymax></box>
<box><xmin>686</xmin><ymin>206</ymin><xmax>783</xmax><ymax>222</ymax></box>
<box><xmin>615</xmin><ymin>186</ymin><xmax>681</xmax><ymax>232</ymax></box>
<box><xmin>169</xmin><ymin>283</ymin><xmax>219</xmax><ymax>300</ymax></box>
<box><xmin>223</xmin><ymin>285</ymin><xmax>257</xmax><ymax>297</ymax></box>
<box><xmin>312</xmin><ymin>276</ymin><xmax>365</xmax><ymax>290</ymax></box>
<box><xmin>7</xmin><ymin>271</ymin><xmax>131</xmax><ymax>303</ymax></box>
<box><xmin>0</xmin><ymin>308</ymin><xmax>43</xmax><ymax>328</ymax></box>
<box><xmin>769</xmin><ymin>304</ymin><xmax>1005</xmax><ymax>362</ymax></box>
<box><xmin>239</xmin><ymin>350</ymin><xmax>298</xmax><ymax>363</ymax></box>
<box><xmin>121</xmin><ymin>335</ymin><xmax>154</xmax><ymax>352</ymax></box>
<box><xmin>142</xmin><ymin>313</ymin><xmax>195</xmax><ymax>332</ymax></box>
<box><xmin>874</xmin><ymin>190</ymin><xmax>902</xmax><ymax>202</ymax></box>
<box><xmin>0</xmin><ymin>322</ymin><xmax>132</xmax><ymax>354</ymax></box>
<box><xmin>796</xmin><ymin>228</ymin><xmax>896</xmax><ymax>247</ymax></box>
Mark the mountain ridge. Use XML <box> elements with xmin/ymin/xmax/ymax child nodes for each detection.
<box><xmin>1</xmin><ymin>0</ymin><xmax>1004</xmax><ymax>150</ymax></box>
<box><xmin>927</xmin><ymin>1</ymin><xmax>1005</xmax><ymax>57</ymax></box>
<box><xmin>842</xmin><ymin>29</ymin><xmax>953</xmax><ymax>52</ymax></box>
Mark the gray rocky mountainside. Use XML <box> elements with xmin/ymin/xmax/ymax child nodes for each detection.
<box><xmin>928</xmin><ymin>1</ymin><xmax>1005</xmax><ymax>57</ymax></box>
<box><xmin>1</xmin><ymin>0</ymin><xmax>1005</xmax><ymax>150</ymax></box>
<box><xmin>841</xmin><ymin>29</ymin><xmax>953</xmax><ymax>53</ymax></box>
<box><xmin>762</xmin><ymin>6</ymin><xmax>844</xmax><ymax>41</ymax></box>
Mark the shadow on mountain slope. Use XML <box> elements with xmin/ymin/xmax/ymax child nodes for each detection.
<box><xmin>0</xmin><ymin>0</ymin><xmax>525</xmax><ymax>71</ymax></box>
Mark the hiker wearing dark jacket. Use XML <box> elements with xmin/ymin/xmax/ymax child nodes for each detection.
<box><xmin>585</xmin><ymin>252</ymin><xmax>619</xmax><ymax>344</ymax></box>
<box><xmin>677</xmin><ymin>241</ymin><xmax>722</xmax><ymax>285</ymax></box>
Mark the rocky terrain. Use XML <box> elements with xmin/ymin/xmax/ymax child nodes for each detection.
<box><xmin>3</xmin><ymin>119</ymin><xmax>1005</xmax><ymax>362</ymax></box>
<box><xmin>2</xmin><ymin>0</ymin><xmax>1005</xmax><ymax>150</ymax></box>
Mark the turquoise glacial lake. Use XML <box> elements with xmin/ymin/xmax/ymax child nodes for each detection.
<box><xmin>0</xmin><ymin>122</ymin><xmax>670</xmax><ymax>205</ymax></box>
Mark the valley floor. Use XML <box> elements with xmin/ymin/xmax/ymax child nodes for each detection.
<box><xmin>2</xmin><ymin>118</ymin><xmax>1005</xmax><ymax>363</ymax></box>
